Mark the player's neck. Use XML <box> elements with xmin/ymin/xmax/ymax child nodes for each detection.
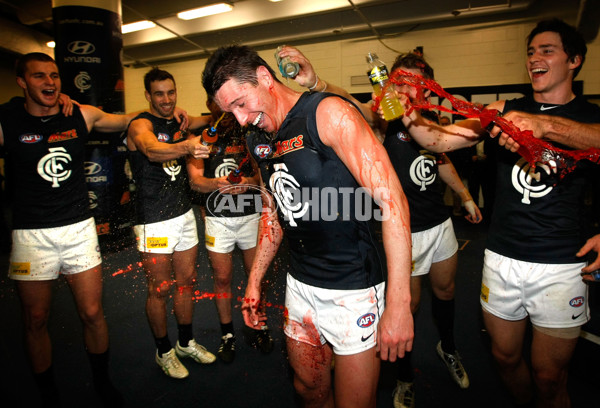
<box><xmin>149</xmin><ymin>108</ymin><xmax>174</xmax><ymax>120</ymax></box>
<box><xmin>533</xmin><ymin>83</ymin><xmax>575</xmax><ymax>105</ymax></box>
<box><xmin>24</xmin><ymin>100</ymin><xmax>60</xmax><ymax>117</ymax></box>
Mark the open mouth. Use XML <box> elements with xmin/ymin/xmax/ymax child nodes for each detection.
<box><xmin>530</xmin><ymin>67</ymin><xmax>548</xmax><ymax>78</ymax></box>
<box><xmin>41</xmin><ymin>89</ymin><xmax>56</xmax><ymax>96</ymax></box>
<box><xmin>252</xmin><ymin>112</ymin><xmax>263</xmax><ymax>126</ymax></box>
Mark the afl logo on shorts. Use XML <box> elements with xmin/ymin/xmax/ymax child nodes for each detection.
<box><xmin>157</xmin><ymin>133</ymin><xmax>170</xmax><ymax>142</ymax></box>
<box><xmin>20</xmin><ymin>134</ymin><xmax>43</xmax><ymax>143</ymax></box>
<box><xmin>357</xmin><ymin>313</ymin><xmax>376</xmax><ymax>328</ymax></box>
<box><xmin>569</xmin><ymin>296</ymin><xmax>584</xmax><ymax>307</ymax></box>
<box><xmin>255</xmin><ymin>144</ymin><xmax>272</xmax><ymax>159</ymax></box>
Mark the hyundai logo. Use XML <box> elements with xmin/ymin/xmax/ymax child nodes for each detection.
<box><xmin>67</xmin><ymin>41</ymin><xmax>96</xmax><ymax>55</ymax></box>
<box><xmin>84</xmin><ymin>161</ymin><xmax>102</xmax><ymax>175</ymax></box>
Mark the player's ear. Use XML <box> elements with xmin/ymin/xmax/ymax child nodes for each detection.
<box><xmin>16</xmin><ymin>76</ymin><xmax>26</xmax><ymax>90</ymax></box>
<box><xmin>256</xmin><ymin>65</ymin><xmax>273</xmax><ymax>88</ymax></box>
<box><xmin>568</xmin><ymin>54</ymin><xmax>582</xmax><ymax>71</ymax></box>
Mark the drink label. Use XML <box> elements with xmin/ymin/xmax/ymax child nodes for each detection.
<box><xmin>369</xmin><ymin>66</ymin><xmax>389</xmax><ymax>85</ymax></box>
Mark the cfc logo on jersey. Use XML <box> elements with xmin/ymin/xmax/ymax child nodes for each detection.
<box><xmin>511</xmin><ymin>158</ymin><xmax>553</xmax><ymax>204</ymax></box>
<box><xmin>37</xmin><ymin>147</ymin><xmax>72</xmax><ymax>187</ymax></box>
<box><xmin>409</xmin><ymin>152</ymin><xmax>437</xmax><ymax>191</ymax></box>
<box><xmin>215</xmin><ymin>158</ymin><xmax>238</xmax><ymax>178</ymax></box>
<box><xmin>269</xmin><ymin>163</ymin><xmax>308</xmax><ymax>227</ymax></box>
<box><xmin>163</xmin><ymin>159</ymin><xmax>181</xmax><ymax>181</ymax></box>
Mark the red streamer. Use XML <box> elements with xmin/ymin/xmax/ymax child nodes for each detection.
<box><xmin>375</xmin><ymin>69</ymin><xmax>600</xmax><ymax>179</ymax></box>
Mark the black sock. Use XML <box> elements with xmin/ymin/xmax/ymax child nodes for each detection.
<box><xmin>432</xmin><ymin>296</ymin><xmax>456</xmax><ymax>353</ymax></box>
<box><xmin>178</xmin><ymin>324</ymin><xmax>193</xmax><ymax>347</ymax></box>
<box><xmin>396</xmin><ymin>351</ymin><xmax>414</xmax><ymax>382</ymax></box>
<box><xmin>87</xmin><ymin>349</ymin><xmax>123</xmax><ymax>408</ymax></box>
<box><xmin>33</xmin><ymin>365</ymin><xmax>60</xmax><ymax>408</ymax></box>
<box><xmin>155</xmin><ymin>335</ymin><xmax>173</xmax><ymax>356</ymax></box>
<box><xmin>220</xmin><ymin>321</ymin><xmax>234</xmax><ymax>336</ymax></box>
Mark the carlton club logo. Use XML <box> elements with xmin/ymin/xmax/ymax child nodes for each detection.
<box><xmin>511</xmin><ymin>158</ymin><xmax>554</xmax><ymax>204</ymax></box>
<box><xmin>269</xmin><ymin>163</ymin><xmax>308</xmax><ymax>227</ymax></box>
<box><xmin>214</xmin><ymin>158</ymin><xmax>238</xmax><ymax>178</ymax></box>
<box><xmin>37</xmin><ymin>147</ymin><xmax>72</xmax><ymax>188</ymax></box>
<box><xmin>409</xmin><ymin>152</ymin><xmax>437</xmax><ymax>191</ymax></box>
<box><xmin>163</xmin><ymin>159</ymin><xmax>181</xmax><ymax>181</ymax></box>
<box><xmin>74</xmin><ymin>71</ymin><xmax>92</xmax><ymax>94</ymax></box>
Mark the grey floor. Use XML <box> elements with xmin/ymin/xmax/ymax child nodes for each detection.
<box><xmin>1</xmin><ymin>213</ymin><xmax>599</xmax><ymax>408</ymax></box>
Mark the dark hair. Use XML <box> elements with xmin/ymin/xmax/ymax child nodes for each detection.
<box><xmin>391</xmin><ymin>52</ymin><xmax>434</xmax><ymax>80</ymax></box>
<box><xmin>15</xmin><ymin>53</ymin><xmax>56</xmax><ymax>78</ymax></box>
<box><xmin>143</xmin><ymin>67</ymin><xmax>176</xmax><ymax>92</ymax></box>
<box><xmin>202</xmin><ymin>45</ymin><xmax>279</xmax><ymax>99</ymax></box>
<box><xmin>527</xmin><ymin>19</ymin><xmax>587</xmax><ymax>78</ymax></box>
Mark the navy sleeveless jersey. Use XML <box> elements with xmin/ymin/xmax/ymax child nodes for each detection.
<box><xmin>486</xmin><ymin>96</ymin><xmax>600</xmax><ymax>263</ymax></box>
<box><xmin>0</xmin><ymin>100</ymin><xmax>91</xmax><ymax>229</ymax></box>
<box><xmin>201</xmin><ymin>115</ymin><xmax>258</xmax><ymax>218</ymax></box>
<box><xmin>128</xmin><ymin>112</ymin><xmax>192</xmax><ymax>224</ymax></box>
<box><xmin>246</xmin><ymin>92</ymin><xmax>386</xmax><ymax>290</ymax></box>
<box><xmin>383</xmin><ymin>117</ymin><xmax>449</xmax><ymax>232</ymax></box>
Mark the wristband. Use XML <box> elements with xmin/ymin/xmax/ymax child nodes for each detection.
<box><xmin>308</xmin><ymin>75</ymin><xmax>319</xmax><ymax>90</ymax></box>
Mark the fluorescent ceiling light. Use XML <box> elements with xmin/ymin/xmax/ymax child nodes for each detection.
<box><xmin>46</xmin><ymin>41</ymin><xmax>56</xmax><ymax>48</ymax></box>
<box><xmin>177</xmin><ymin>3</ymin><xmax>233</xmax><ymax>20</ymax></box>
<box><xmin>122</xmin><ymin>20</ymin><xmax>156</xmax><ymax>34</ymax></box>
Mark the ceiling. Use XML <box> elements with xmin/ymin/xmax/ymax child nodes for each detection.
<box><xmin>0</xmin><ymin>0</ymin><xmax>598</xmax><ymax>67</ymax></box>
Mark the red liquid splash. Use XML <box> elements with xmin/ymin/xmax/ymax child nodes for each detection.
<box><xmin>376</xmin><ymin>70</ymin><xmax>600</xmax><ymax>179</ymax></box>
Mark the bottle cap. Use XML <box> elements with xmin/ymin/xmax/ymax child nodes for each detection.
<box><xmin>202</xmin><ymin>127</ymin><xmax>218</xmax><ymax>143</ymax></box>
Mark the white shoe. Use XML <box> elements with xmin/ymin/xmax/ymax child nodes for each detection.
<box><xmin>176</xmin><ymin>339</ymin><xmax>216</xmax><ymax>364</ymax></box>
<box><xmin>436</xmin><ymin>341</ymin><xmax>470</xmax><ymax>389</ymax></box>
<box><xmin>155</xmin><ymin>349</ymin><xmax>189</xmax><ymax>379</ymax></box>
<box><xmin>392</xmin><ymin>380</ymin><xmax>415</xmax><ymax>408</ymax></box>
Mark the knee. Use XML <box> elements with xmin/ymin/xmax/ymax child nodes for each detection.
<box><xmin>491</xmin><ymin>346</ymin><xmax>521</xmax><ymax>370</ymax></box>
<box><xmin>293</xmin><ymin>375</ymin><xmax>330</xmax><ymax>406</ymax></box>
<box><xmin>79</xmin><ymin>302</ymin><xmax>105</xmax><ymax>327</ymax></box>
<box><xmin>149</xmin><ymin>279</ymin><xmax>173</xmax><ymax>299</ymax></box>
<box><xmin>213</xmin><ymin>273</ymin><xmax>232</xmax><ymax>291</ymax></box>
<box><xmin>433</xmin><ymin>282</ymin><xmax>455</xmax><ymax>300</ymax></box>
<box><xmin>23</xmin><ymin>308</ymin><xmax>50</xmax><ymax>333</ymax></box>
<box><xmin>533</xmin><ymin>366</ymin><xmax>567</xmax><ymax>395</ymax></box>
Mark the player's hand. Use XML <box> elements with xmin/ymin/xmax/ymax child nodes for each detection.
<box><xmin>577</xmin><ymin>234</ymin><xmax>600</xmax><ymax>281</ymax></box>
<box><xmin>376</xmin><ymin>308</ymin><xmax>413</xmax><ymax>362</ymax></box>
<box><xmin>186</xmin><ymin>135</ymin><xmax>210</xmax><ymax>159</ymax></box>
<box><xmin>503</xmin><ymin>111</ymin><xmax>546</xmax><ymax>140</ymax></box>
<box><xmin>58</xmin><ymin>93</ymin><xmax>79</xmax><ymax>116</ymax></box>
<box><xmin>174</xmin><ymin>106</ymin><xmax>190</xmax><ymax>130</ymax></box>
<box><xmin>374</xmin><ymin>93</ymin><xmax>410</xmax><ymax>121</ymax></box>
<box><xmin>487</xmin><ymin>122</ymin><xmax>520</xmax><ymax>152</ymax></box>
<box><xmin>463</xmin><ymin>200</ymin><xmax>482</xmax><ymax>224</ymax></box>
<box><xmin>277</xmin><ymin>46</ymin><xmax>317</xmax><ymax>89</ymax></box>
<box><xmin>241</xmin><ymin>285</ymin><xmax>267</xmax><ymax>329</ymax></box>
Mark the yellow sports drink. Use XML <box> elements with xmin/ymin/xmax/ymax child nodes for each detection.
<box><xmin>366</xmin><ymin>53</ymin><xmax>404</xmax><ymax>121</ymax></box>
